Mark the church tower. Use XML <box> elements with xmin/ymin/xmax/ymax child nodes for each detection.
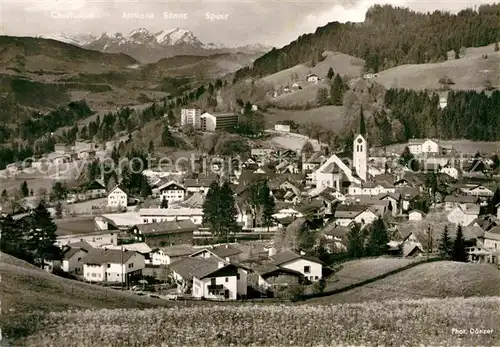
<box><xmin>353</xmin><ymin>106</ymin><xmax>368</xmax><ymax>181</ymax></box>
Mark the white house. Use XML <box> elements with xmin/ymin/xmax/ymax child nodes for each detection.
<box><xmin>408</xmin><ymin>210</ymin><xmax>425</xmax><ymax>221</ymax></box>
<box><xmin>107</xmin><ymin>185</ymin><xmax>128</xmax><ymax>208</ymax></box>
<box><xmin>61</xmin><ymin>242</ymin><xmax>92</xmax><ymax>274</ymax></box>
<box><xmin>184</xmin><ymin>178</ymin><xmax>215</xmax><ymax>194</ymax></box>
<box><xmin>55</xmin><ymin>232</ymin><xmax>118</xmax><ymax>248</ymax></box>
<box><xmin>306</xmin><ymin>73</ymin><xmax>319</xmax><ymax>83</ymax></box>
<box><xmin>170</xmin><ymin>257</ymin><xmax>247</xmax><ymax>300</ymax></box>
<box><xmin>440</xmin><ymin>166</ymin><xmax>459</xmax><ymax>179</ymax></box>
<box><xmin>150</xmin><ymin>245</ymin><xmax>195</xmax><ymax>265</ymax></box>
<box><xmin>348</xmin><ymin>182</ymin><xmax>396</xmax><ymax>196</ymax></box>
<box><xmin>272</xmin><ymin>208</ymin><xmax>304</xmax><ymax>220</ymax></box>
<box><xmin>447</xmin><ymin>203</ymin><xmax>480</xmax><ymax>226</ymax></box>
<box><xmin>459</xmin><ymin>184</ymin><xmax>494</xmax><ymax>198</ymax></box>
<box><xmin>270</xmin><ymin>250</ymin><xmax>323</xmax><ymax>282</ymax></box>
<box><xmin>181</xmin><ymin>108</ymin><xmax>202</xmax><ymax>129</ymax></box>
<box><xmin>158</xmin><ymin>181</ymin><xmax>186</xmax><ymax>204</ymax></box>
<box><xmin>481</xmin><ymin>231</ymin><xmax>500</xmax><ymax>253</ymax></box>
<box><xmin>82</xmin><ymin>248</ymin><xmax>145</xmax><ymax>284</ymax></box>
<box><xmin>275</xmin><ymin>124</ymin><xmax>291</xmax><ymax>132</ymax></box>
<box><xmin>407</xmin><ymin>139</ymin><xmax>440</xmax><ymax>155</ymax></box>
<box><xmin>333</xmin><ymin>205</ymin><xmax>378</xmax><ymax>226</ymax></box>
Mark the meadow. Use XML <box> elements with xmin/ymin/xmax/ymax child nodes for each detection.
<box><xmin>23</xmin><ymin>297</ymin><xmax>500</xmax><ymax>346</ymax></box>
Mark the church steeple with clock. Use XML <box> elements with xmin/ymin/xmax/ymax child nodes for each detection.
<box><xmin>353</xmin><ymin>106</ymin><xmax>368</xmax><ymax>181</ymax></box>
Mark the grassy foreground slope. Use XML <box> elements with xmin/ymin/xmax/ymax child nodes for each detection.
<box><xmin>313</xmin><ymin>261</ymin><xmax>500</xmax><ymax>304</ymax></box>
<box><xmin>0</xmin><ymin>253</ymin><xmax>168</xmax><ymax>339</ymax></box>
<box><xmin>24</xmin><ymin>297</ymin><xmax>500</xmax><ymax>347</ymax></box>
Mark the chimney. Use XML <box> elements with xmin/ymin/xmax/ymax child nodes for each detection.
<box><xmin>218</xmin><ymin>261</ymin><xmax>225</xmax><ymax>269</ymax></box>
<box><xmin>225</xmin><ymin>244</ymin><xmax>229</xmax><ymax>248</ymax></box>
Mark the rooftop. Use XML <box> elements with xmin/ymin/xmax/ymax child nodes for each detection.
<box><xmin>133</xmin><ymin>219</ymin><xmax>198</xmax><ymax>235</ymax></box>
<box><xmin>82</xmin><ymin>248</ymin><xmax>137</xmax><ymax>265</ymax></box>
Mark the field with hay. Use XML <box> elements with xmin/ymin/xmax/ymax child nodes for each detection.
<box><xmin>313</xmin><ymin>261</ymin><xmax>500</xmax><ymax>305</ymax></box>
<box><xmin>323</xmin><ymin>257</ymin><xmax>422</xmax><ymax>292</ymax></box>
<box><xmin>263</xmin><ymin>106</ymin><xmax>346</xmax><ymax>132</ymax></box>
<box><xmin>373</xmin><ymin>44</ymin><xmax>499</xmax><ymax>91</ymax></box>
<box><xmin>259</xmin><ymin>51</ymin><xmax>364</xmax><ymax>88</ymax></box>
<box><xmin>22</xmin><ymin>297</ymin><xmax>500</xmax><ymax>347</ymax></box>
<box><xmin>0</xmin><ymin>253</ymin><xmax>172</xmax><ymax>341</ymax></box>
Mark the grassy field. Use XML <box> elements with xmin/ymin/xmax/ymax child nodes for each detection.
<box><xmin>322</xmin><ymin>257</ymin><xmax>421</xmax><ymax>292</ymax></box>
<box><xmin>373</xmin><ymin>44</ymin><xmax>499</xmax><ymax>91</ymax></box>
<box><xmin>259</xmin><ymin>51</ymin><xmax>364</xmax><ymax>88</ymax></box>
<box><xmin>312</xmin><ymin>261</ymin><xmax>500</xmax><ymax>305</ymax></box>
<box><xmin>0</xmin><ymin>253</ymin><xmax>172</xmax><ymax>341</ymax></box>
<box><xmin>22</xmin><ymin>297</ymin><xmax>500</xmax><ymax>346</ymax></box>
<box><xmin>263</xmin><ymin>106</ymin><xmax>346</xmax><ymax>132</ymax></box>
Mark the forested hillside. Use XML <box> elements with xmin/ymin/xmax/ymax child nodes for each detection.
<box><xmin>234</xmin><ymin>4</ymin><xmax>500</xmax><ymax>80</ymax></box>
<box><xmin>367</xmin><ymin>90</ymin><xmax>500</xmax><ymax>146</ymax></box>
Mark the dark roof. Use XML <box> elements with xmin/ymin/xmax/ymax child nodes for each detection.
<box><xmin>170</xmin><ymin>257</ymin><xmax>237</xmax><ymax>280</ymax></box>
<box><xmin>334</xmin><ymin>204</ymin><xmax>372</xmax><ymax>218</ymax></box>
<box><xmin>443</xmin><ymin>195</ymin><xmax>480</xmax><ymax>204</ymax></box>
<box><xmin>67</xmin><ymin>241</ymin><xmax>93</xmax><ymax>252</ymax></box>
<box><xmin>270</xmin><ymin>250</ymin><xmax>323</xmax><ymax>266</ymax></box>
<box><xmin>62</xmin><ymin>247</ymin><xmax>88</xmax><ymax>260</ymax></box>
<box><xmin>132</xmin><ymin>220</ymin><xmax>197</xmax><ymax>236</ymax></box>
<box><xmin>184</xmin><ymin>178</ymin><xmax>215</xmax><ymax>188</ymax></box>
<box><xmin>82</xmin><ymin>248</ymin><xmax>137</xmax><ymax>265</ymax></box>
<box><xmin>87</xmin><ymin>179</ymin><xmax>106</xmax><ymax>190</ymax></box>
<box><xmin>159</xmin><ymin>245</ymin><xmax>196</xmax><ymax>257</ymax></box>
<box><xmin>109</xmin><ymin>184</ymin><xmax>129</xmax><ymax>196</ymax></box>
<box><xmin>253</xmin><ymin>264</ymin><xmax>304</xmax><ymax>278</ymax></box>
<box><xmin>211</xmin><ymin>245</ymin><xmax>242</xmax><ymax>258</ymax></box>
<box><xmin>323</xmin><ymin>224</ymin><xmax>351</xmax><ymax>238</ymax></box>
<box><xmin>295</xmin><ymin>200</ymin><xmax>324</xmax><ymax>215</ymax></box>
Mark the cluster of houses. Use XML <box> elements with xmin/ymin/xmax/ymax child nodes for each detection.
<box><xmin>271</xmin><ymin>73</ymin><xmax>321</xmax><ymax>98</ymax></box>
<box><xmin>39</xmin><ymin>113</ymin><xmax>500</xmax><ymax>298</ymax></box>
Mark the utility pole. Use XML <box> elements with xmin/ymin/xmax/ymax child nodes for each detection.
<box><xmin>427</xmin><ymin>225</ymin><xmax>431</xmax><ymax>261</ymax></box>
<box><xmin>121</xmin><ymin>245</ymin><xmax>124</xmax><ymax>290</ymax></box>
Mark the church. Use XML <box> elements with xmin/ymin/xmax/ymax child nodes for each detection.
<box><xmin>314</xmin><ymin>111</ymin><xmax>368</xmax><ymax>193</ymax></box>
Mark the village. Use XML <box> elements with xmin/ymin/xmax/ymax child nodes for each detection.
<box><xmin>1</xmin><ymin>96</ymin><xmax>500</xmax><ymax>302</ymax></box>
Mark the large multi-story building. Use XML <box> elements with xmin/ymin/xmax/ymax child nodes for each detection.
<box><xmin>181</xmin><ymin>108</ymin><xmax>202</xmax><ymax>129</ymax></box>
<box><xmin>200</xmin><ymin>112</ymin><xmax>239</xmax><ymax>132</ymax></box>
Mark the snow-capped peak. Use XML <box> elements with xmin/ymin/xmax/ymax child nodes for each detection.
<box><xmin>154</xmin><ymin>28</ymin><xmax>202</xmax><ymax>46</ymax></box>
<box><xmin>204</xmin><ymin>42</ymin><xmax>227</xmax><ymax>50</ymax></box>
<box><xmin>41</xmin><ymin>33</ymin><xmax>97</xmax><ymax>46</ymax></box>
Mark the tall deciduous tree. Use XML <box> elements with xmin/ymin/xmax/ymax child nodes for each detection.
<box><xmin>203</xmin><ymin>180</ymin><xmax>239</xmax><ymax>242</ymax></box>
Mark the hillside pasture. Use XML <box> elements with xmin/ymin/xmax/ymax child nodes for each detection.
<box><xmin>373</xmin><ymin>43</ymin><xmax>499</xmax><ymax>91</ymax></box>
<box><xmin>270</xmin><ymin>82</ymin><xmax>329</xmax><ymax>108</ymax></box>
<box><xmin>322</xmin><ymin>257</ymin><xmax>421</xmax><ymax>293</ymax></box>
<box><xmin>313</xmin><ymin>261</ymin><xmax>500</xmax><ymax>305</ymax></box>
<box><xmin>259</xmin><ymin>51</ymin><xmax>364</xmax><ymax>88</ymax></box>
<box><xmin>22</xmin><ymin>297</ymin><xmax>500</xmax><ymax>347</ymax></box>
<box><xmin>263</xmin><ymin>106</ymin><xmax>346</xmax><ymax>132</ymax></box>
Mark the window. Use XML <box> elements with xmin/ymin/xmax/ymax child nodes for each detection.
<box><xmin>304</xmin><ymin>266</ymin><xmax>311</xmax><ymax>274</ymax></box>
<box><xmin>315</xmin><ymin>276</ymin><xmax>318</xmax><ymax>280</ymax></box>
<box><xmin>107</xmin><ymin>264</ymin><xmax>111</xmax><ymax>268</ymax></box>
<box><xmin>225</xmin><ymin>277</ymin><xmax>228</xmax><ymax>283</ymax></box>
<box><xmin>128</xmin><ymin>263</ymin><xmax>134</xmax><ymax>268</ymax></box>
<box><xmin>211</xmin><ymin>278</ymin><xmax>216</xmax><ymax>286</ymax></box>
<box><xmin>92</xmin><ymin>273</ymin><xmax>96</xmax><ymax>277</ymax></box>
<box><xmin>237</xmin><ymin>274</ymin><xmax>240</xmax><ymax>280</ymax></box>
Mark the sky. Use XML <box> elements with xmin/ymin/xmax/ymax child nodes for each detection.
<box><xmin>0</xmin><ymin>0</ymin><xmax>497</xmax><ymax>47</ymax></box>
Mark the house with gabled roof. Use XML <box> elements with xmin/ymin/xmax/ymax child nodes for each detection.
<box><xmin>61</xmin><ymin>241</ymin><xmax>92</xmax><ymax>275</ymax></box>
<box><xmin>130</xmin><ymin>219</ymin><xmax>197</xmax><ymax>247</ymax></box>
<box><xmin>158</xmin><ymin>181</ymin><xmax>186</xmax><ymax>204</ymax></box>
<box><xmin>107</xmin><ymin>185</ymin><xmax>128</xmax><ymax>208</ymax></box>
<box><xmin>333</xmin><ymin>204</ymin><xmax>378</xmax><ymax>226</ymax></box>
<box><xmin>269</xmin><ymin>250</ymin><xmax>323</xmax><ymax>282</ymax></box>
<box><xmin>150</xmin><ymin>244</ymin><xmax>196</xmax><ymax>265</ymax></box>
<box><xmin>444</xmin><ymin>195</ymin><xmax>480</xmax><ymax>210</ymax></box>
<box><xmin>82</xmin><ymin>248</ymin><xmax>144</xmax><ymax>284</ymax></box>
<box><xmin>190</xmin><ymin>244</ymin><xmax>243</xmax><ymax>263</ymax></box>
<box><xmin>170</xmin><ymin>256</ymin><xmax>247</xmax><ymax>299</ymax></box>
<box><xmin>447</xmin><ymin>203</ymin><xmax>480</xmax><ymax>226</ymax></box>
<box><xmin>86</xmin><ymin>179</ymin><xmax>107</xmax><ymax>199</ymax></box>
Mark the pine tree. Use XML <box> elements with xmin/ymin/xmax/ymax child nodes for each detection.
<box><xmin>261</xmin><ymin>181</ymin><xmax>275</xmax><ymax>231</ymax></box>
<box><xmin>487</xmin><ymin>187</ymin><xmax>500</xmax><ymax>214</ymax></box>
<box><xmin>494</xmin><ymin>41</ymin><xmax>499</xmax><ymax>52</ymax></box>
<box><xmin>111</xmin><ymin>146</ymin><xmax>120</xmax><ymax>166</ymax></box>
<box><xmin>315</xmin><ymin>88</ymin><xmax>329</xmax><ymax>106</ymax></box>
<box><xmin>160</xmin><ymin>198</ymin><xmax>169</xmax><ymax>209</ymax></box>
<box><xmin>161</xmin><ymin>122</ymin><xmax>175</xmax><ymax>147</ymax></box>
<box><xmin>366</xmin><ymin>217</ymin><xmax>389</xmax><ymax>256</ymax></box>
<box><xmin>452</xmin><ymin>224</ymin><xmax>468</xmax><ymax>262</ymax></box>
<box><xmin>330</xmin><ymin>74</ymin><xmax>345</xmax><ymax>106</ymax></box>
<box><xmin>148</xmin><ymin>140</ymin><xmax>155</xmax><ymax>153</ymax></box>
<box><xmin>26</xmin><ymin>201</ymin><xmax>58</xmax><ymax>267</ymax></box>
<box><xmin>438</xmin><ymin>225</ymin><xmax>452</xmax><ymax>259</ymax></box>
<box><xmin>218</xmin><ymin>181</ymin><xmax>239</xmax><ymax>241</ymax></box>
<box><xmin>1</xmin><ymin>189</ymin><xmax>8</xmax><ymax>203</ymax></box>
<box><xmin>20</xmin><ymin>181</ymin><xmax>29</xmax><ymax>197</ymax></box>
<box><xmin>347</xmin><ymin>223</ymin><xmax>365</xmax><ymax>258</ymax></box>
<box><xmin>327</xmin><ymin>67</ymin><xmax>335</xmax><ymax>80</ymax></box>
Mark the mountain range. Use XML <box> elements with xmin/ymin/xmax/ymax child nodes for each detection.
<box><xmin>42</xmin><ymin>28</ymin><xmax>272</xmax><ymax>63</ymax></box>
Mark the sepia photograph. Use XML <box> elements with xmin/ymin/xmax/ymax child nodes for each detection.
<box><xmin>0</xmin><ymin>0</ymin><xmax>499</xmax><ymax>346</ymax></box>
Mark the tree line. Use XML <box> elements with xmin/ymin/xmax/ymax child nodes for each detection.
<box><xmin>234</xmin><ymin>4</ymin><xmax>500</xmax><ymax>81</ymax></box>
